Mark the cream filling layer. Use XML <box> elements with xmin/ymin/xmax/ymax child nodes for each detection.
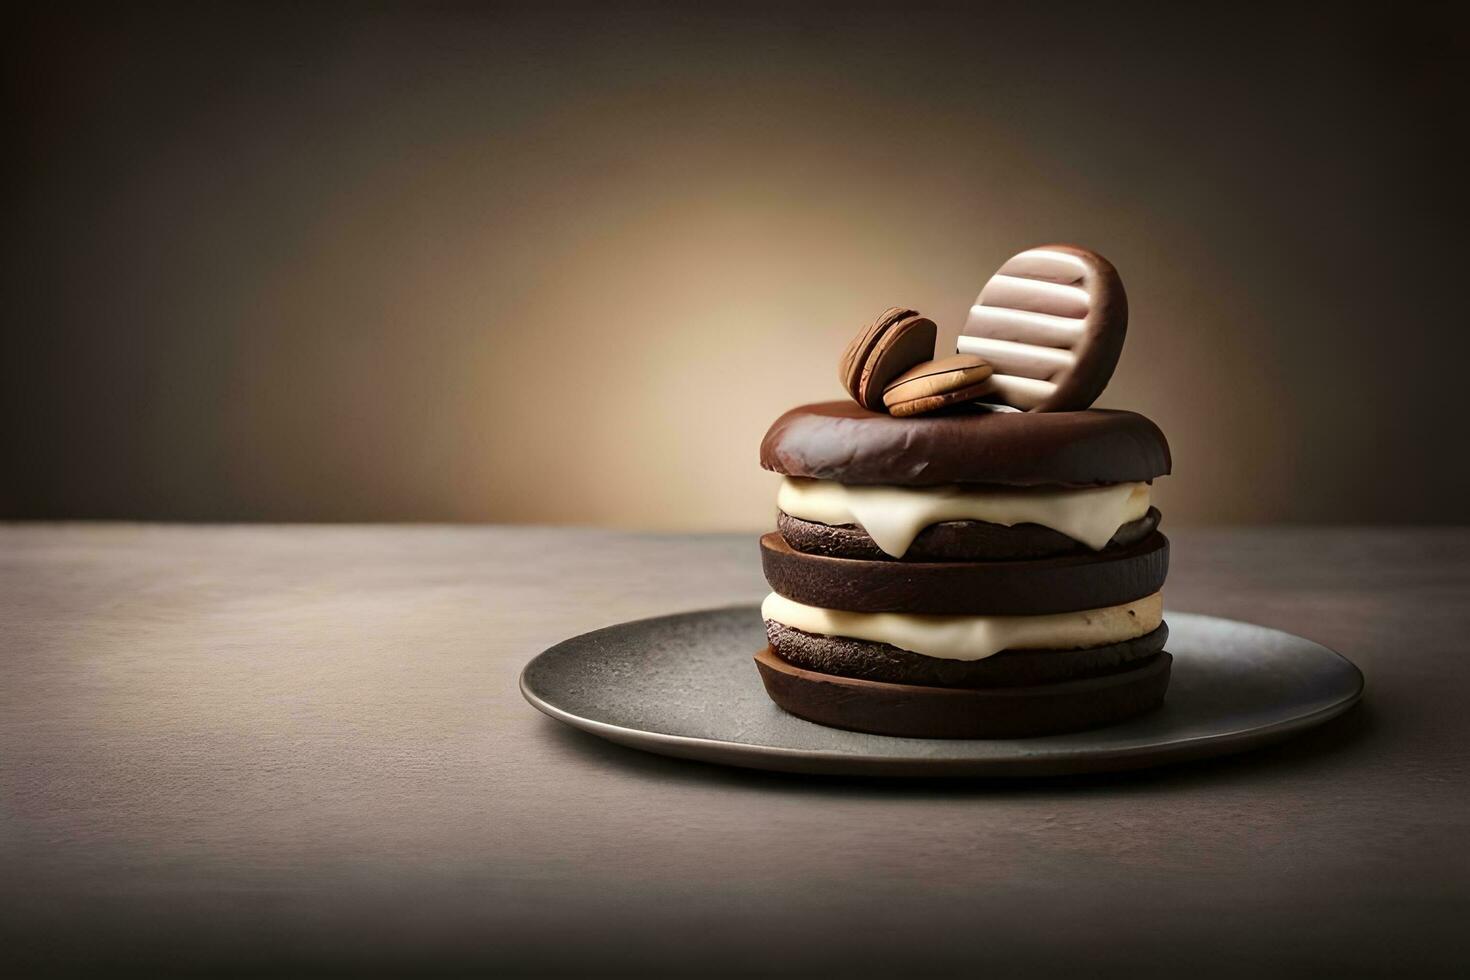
<box><xmin>762</xmin><ymin>592</ymin><xmax>1163</xmax><ymax>661</ymax></box>
<box><xmin>776</xmin><ymin>478</ymin><xmax>1150</xmax><ymax>558</ymax></box>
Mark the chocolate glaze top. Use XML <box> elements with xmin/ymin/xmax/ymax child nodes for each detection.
<box><xmin>760</xmin><ymin>401</ymin><xmax>1170</xmax><ymax>487</ymax></box>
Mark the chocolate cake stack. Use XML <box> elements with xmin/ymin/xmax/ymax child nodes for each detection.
<box><xmin>753</xmin><ymin>244</ymin><xmax>1174</xmax><ymax>738</ymax></box>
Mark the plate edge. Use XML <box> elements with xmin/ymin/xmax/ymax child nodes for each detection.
<box><xmin>519</xmin><ymin>659</ymin><xmax>1365</xmax><ymax>778</ymax></box>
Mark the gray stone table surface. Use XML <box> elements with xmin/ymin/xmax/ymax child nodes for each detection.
<box><xmin>2</xmin><ymin>524</ymin><xmax>1467</xmax><ymax>977</ymax></box>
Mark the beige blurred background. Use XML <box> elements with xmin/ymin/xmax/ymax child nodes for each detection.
<box><xmin>4</xmin><ymin>2</ymin><xmax>1466</xmax><ymax>528</ymax></box>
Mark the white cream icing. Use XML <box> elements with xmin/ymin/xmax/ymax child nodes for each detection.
<box><xmin>776</xmin><ymin>478</ymin><xmax>1150</xmax><ymax>558</ymax></box>
<box><xmin>762</xmin><ymin>592</ymin><xmax>1163</xmax><ymax>661</ymax></box>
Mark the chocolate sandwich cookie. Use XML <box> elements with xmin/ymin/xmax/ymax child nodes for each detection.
<box><xmin>760</xmin><ymin>531</ymin><xmax>1169</xmax><ymax>616</ymax></box>
<box><xmin>761</xmin><ymin>401</ymin><xmax>1170</xmax><ymax>487</ymax></box>
<box><xmin>755</xmin><ymin>646</ymin><xmax>1172</xmax><ymax>738</ymax></box>
<box><xmin>838</xmin><ymin>308</ymin><xmax>938</xmax><ymax>412</ymax></box>
<box><xmin>776</xmin><ymin>506</ymin><xmax>1162</xmax><ymax>562</ymax></box>
<box><xmin>765</xmin><ymin>621</ymin><xmax>1169</xmax><ymax>688</ymax></box>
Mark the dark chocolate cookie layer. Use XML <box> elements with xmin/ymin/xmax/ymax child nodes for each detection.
<box><xmin>754</xmin><ymin>646</ymin><xmax>1172</xmax><ymax>738</ymax></box>
<box><xmin>761</xmin><ymin>530</ymin><xmax>1168</xmax><ymax>616</ymax></box>
<box><xmin>760</xmin><ymin>401</ymin><xmax>1170</xmax><ymax>487</ymax></box>
<box><xmin>777</xmin><ymin>506</ymin><xmax>1162</xmax><ymax>562</ymax></box>
<box><xmin>765</xmin><ymin>620</ymin><xmax>1169</xmax><ymax>688</ymax></box>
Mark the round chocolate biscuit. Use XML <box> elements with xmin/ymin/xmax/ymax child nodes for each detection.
<box><xmin>760</xmin><ymin>401</ymin><xmax>1170</xmax><ymax>487</ymax></box>
<box><xmin>959</xmin><ymin>243</ymin><xmax>1128</xmax><ymax>413</ymax></box>
<box><xmin>776</xmin><ymin>506</ymin><xmax>1162</xmax><ymax>562</ymax></box>
<box><xmin>765</xmin><ymin>620</ymin><xmax>1169</xmax><ymax>688</ymax></box>
<box><xmin>754</xmin><ymin>646</ymin><xmax>1172</xmax><ymax>738</ymax></box>
<box><xmin>760</xmin><ymin>530</ymin><xmax>1168</xmax><ymax>616</ymax></box>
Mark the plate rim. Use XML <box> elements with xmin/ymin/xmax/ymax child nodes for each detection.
<box><xmin>519</xmin><ymin>606</ymin><xmax>1365</xmax><ymax>778</ymax></box>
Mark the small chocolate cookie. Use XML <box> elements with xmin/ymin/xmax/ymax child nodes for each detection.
<box><xmin>838</xmin><ymin>308</ymin><xmax>937</xmax><ymax>412</ymax></box>
<box><xmin>760</xmin><ymin>530</ymin><xmax>1168</xmax><ymax>616</ymax></box>
<box><xmin>765</xmin><ymin>620</ymin><xmax>1169</xmax><ymax>688</ymax></box>
<box><xmin>882</xmin><ymin>354</ymin><xmax>993</xmax><ymax>417</ymax></box>
<box><xmin>777</xmin><ymin>506</ymin><xmax>1162</xmax><ymax>562</ymax></box>
<box><xmin>754</xmin><ymin>646</ymin><xmax>1172</xmax><ymax>738</ymax></box>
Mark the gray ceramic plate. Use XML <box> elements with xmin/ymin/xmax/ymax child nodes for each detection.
<box><xmin>520</xmin><ymin>606</ymin><xmax>1364</xmax><ymax>777</ymax></box>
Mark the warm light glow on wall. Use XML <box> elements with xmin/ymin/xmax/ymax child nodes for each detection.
<box><xmin>5</xmin><ymin>4</ymin><xmax>1459</xmax><ymax>525</ymax></box>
